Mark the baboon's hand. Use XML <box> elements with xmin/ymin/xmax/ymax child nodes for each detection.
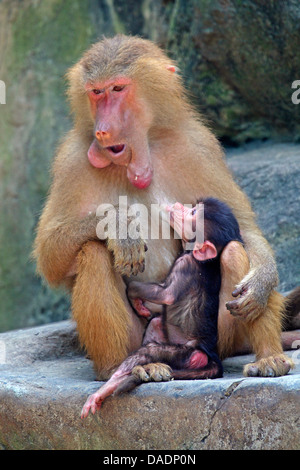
<box><xmin>107</xmin><ymin>237</ymin><xmax>147</xmax><ymax>276</ymax></box>
<box><xmin>226</xmin><ymin>269</ymin><xmax>271</xmax><ymax>320</ymax></box>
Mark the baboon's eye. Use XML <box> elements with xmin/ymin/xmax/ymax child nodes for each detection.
<box><xmin>92</xmin><ymin>89</ymin><xmax>104</xmax><ymax>95</ymax></box>
<box><xmin>113</xmin><ymin>85</ymin><xmax>125</xmax><ymax>92</ymax></box>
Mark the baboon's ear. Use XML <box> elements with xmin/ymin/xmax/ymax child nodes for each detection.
<box><xmin>193</xmin><ymin>241</ymin><xmax>217</xmax><ymax>261</ymax></box>
<box><xmin>166</xmin><ymin>65</ymin><xmax>179</xmax><ymax>73</ymax></box>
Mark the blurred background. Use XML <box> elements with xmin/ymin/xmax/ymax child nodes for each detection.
<box><xmin>0</xmin><ymin>0</ymin><xmax>299</xmax><ymax>332</ymax></box>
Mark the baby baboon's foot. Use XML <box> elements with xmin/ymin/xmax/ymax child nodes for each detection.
<box><xmin>132</xmin><ymin>363</ymin><xmax>173</xmax><ymax>382</ymax></box>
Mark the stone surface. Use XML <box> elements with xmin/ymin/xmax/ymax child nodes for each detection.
<box><xmin>0</xmin><ymin>320</ymin><xmax>299</xmax><ymax>450</ymax></box>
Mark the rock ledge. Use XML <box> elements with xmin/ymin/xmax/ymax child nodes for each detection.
<box><xmin>0</xmin><ymin>320</ymin><xmax>299</xmax><ymax>450</ymax></box>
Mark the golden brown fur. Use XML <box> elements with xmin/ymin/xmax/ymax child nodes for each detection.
<box><xmin>33</xmin><ymin>35</ymin><xmax>295</xmax><ymax>378</ymax></box>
